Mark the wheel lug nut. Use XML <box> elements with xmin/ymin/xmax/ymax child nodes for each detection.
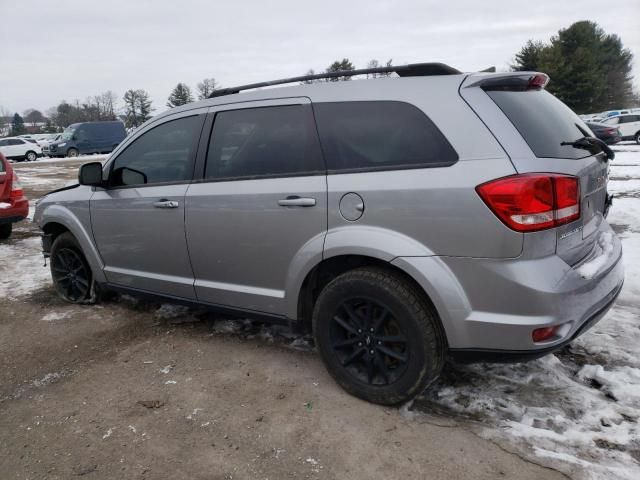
<box><xmin>358</xmin><ymin>342</ymin><xmax>362</xmax><ymax>346</ymax></box>
<box><xmin>370</xmin><ymin>328</ymin><xmax>374</xmax><ymax>332</ymax></box>
<box><xmin>369</xmin><ymin>350</ymin><xmax>374</xmax><ymax>355</ymax></box>
<box><xmin>358</xmin><ymin>329</ymin><xmax>362</xmax><ymax>333</ymax></box>
<box><xmin>377</xmin><ymin>341</ymin><xmax>382</xmax><ymax>345</ymax></box>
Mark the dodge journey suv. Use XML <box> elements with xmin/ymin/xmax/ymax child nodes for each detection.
<box><xmin>34</xmin><ymin>63</ymin><xmax>624</xmax><ymax>405</ymax></box>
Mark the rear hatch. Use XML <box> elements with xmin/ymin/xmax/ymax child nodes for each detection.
<box><xmin>461</xmin><ymin>73</ymin><xmax>610</xmax><ymax>265</ymax></box>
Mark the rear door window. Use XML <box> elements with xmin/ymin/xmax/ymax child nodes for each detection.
<box><xmin>486</xmin><ymin>90</ymin><xmax>594</xmax><ymax>159</ymax></box>
<box><xmin>205</xmin><ymin>105</ymin><xmax>324</xmax><ymax>180</ymax></box>
<box><xmin>313</xmin><ymin>101</ymin><xmax>457</xmax><ymax>172</ymax></box>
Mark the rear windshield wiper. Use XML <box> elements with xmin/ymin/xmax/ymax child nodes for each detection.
<box><xmin>560</xmin><ymin>136</ymin><xmax>615</xmax><ymax>161</ymax></box>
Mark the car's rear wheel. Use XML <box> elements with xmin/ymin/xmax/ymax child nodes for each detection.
<box><xmin>312</xmin><ymin>267</ymin><xmax>445</xmax><ymax>405</ymax></box>
<box><xmin>0</xmin><ymin>223</ymin><xmax>12</xmax><ymax>239</ymax></box>
<box><xmin>67</xmin><ymin>148</ymin><xmax>79</xmax><ymax>158</ymax></box>
<box><xmin>635</xmin><ymin>131</ymin><xmax>640</xmax><ymax>145</ymax></box>
<box><xmin>50</xmin><ymin>232</ymin><xmax>93</xmax><ymax>303</ymax></box>
<box><xmin>25</xmin><ymin>151</ymin><xmax>37</xmax><ymax>162</ymax></box>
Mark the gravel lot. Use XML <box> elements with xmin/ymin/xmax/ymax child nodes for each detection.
<box><xmin>1</xmin><ymin>146</ymin><xmax>639</xmax><ymax>479</ymax></box>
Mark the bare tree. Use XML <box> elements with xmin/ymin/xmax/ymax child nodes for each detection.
<box><xmin>197</xmin><ymin>78</ymin><xmax>219</xmax><ymax>100</ymax></box>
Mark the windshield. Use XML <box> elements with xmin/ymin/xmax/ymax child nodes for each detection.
<box><xmin>486</xmin><ymin>89</ymin><xmax>595</xmax><ymax>160</ymax></box>
<box><xmin>60</xmin><ymin>128</ymin><xmax>75</xmax><ymax>141</ymax></box>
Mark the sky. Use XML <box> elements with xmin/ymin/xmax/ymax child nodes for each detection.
<box><xmin>0</xmin><ymin>0</ymin><xmax>638</xmax><ymax>116</ymax></box>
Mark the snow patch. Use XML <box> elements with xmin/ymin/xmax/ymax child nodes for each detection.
<box><xmin>0</xmin><ymin>236</ymin><xmax>52</xmax><ymax>299</ymax></box>
<box><xmin>575</xmin><ymin>231</ymin><xmax>615</xmax><ymax>279</ymax></box>
<box><xmin>41</xmin><ymin>311</ymin><xmax>71</xmax><ymax>322</ymax></box>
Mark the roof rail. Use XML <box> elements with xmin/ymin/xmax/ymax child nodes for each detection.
<box><xmin>208</xmin><ymin>62</ymin><xmax>462</xmax><ymax>98</ymax></box>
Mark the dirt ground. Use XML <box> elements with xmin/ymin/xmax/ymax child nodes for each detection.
<box><xmin>0</xmin><ymin>158</ymin><xmax>568</xmax><ymax>480</ymax></box>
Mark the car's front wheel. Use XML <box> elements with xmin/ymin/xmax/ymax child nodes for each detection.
<box><xmin>66</xmin><ymin>148</ymin><xmax>79</xmax><ymax>158</ymax></box>
<box><xmin>0</xmin><ymin>223</ymin><xmax>12</xmax><ymax>239</ymax></box>
<box><xmin>635</xmin><ymin>131</ymin><xmax>640</xmax><ymax>145</ymax></box>
<box><xmin>25</xmin><ymin>151</ymin><xmax>37</xmax><ymax>162</ymax></box>
<box><xmin>50</xmin><ymin>232</ymin><xmax>93</xmax><ymax>303</ymax></box>
<box><xmin>312</xmin><ymin>267</ymin><xmax>445</xmax><ymax>405</ymax></box>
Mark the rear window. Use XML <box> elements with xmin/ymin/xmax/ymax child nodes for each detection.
<box><xmin>313</xmin><ymin>101</ymin><xmax>458</xmax><ymax>172</ymax></box>
<box><xmin>487</xmin><ymin>90</ymin><xmax>592</xmax><ymax>159</ymax></box>
<box><xmin>0</xmin><ymin>158</ymin><xmax>5</xmax><ymax>173</ymax></box>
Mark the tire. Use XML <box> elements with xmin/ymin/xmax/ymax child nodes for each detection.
<box><xmin>50</xmin><ymin>232</ymin><xmax>94</xmax><ymax>303</ymax></box>
<box><xmin>66</xmin><ymin>148</ymin><xmax>79</xmax><ymax>158</ymax></box>
<box><xmin>0</xmin><ymin>223</ymin><xmax>12</xmax><ymax>239</ymax></box>
<box><xmin>635</xmin><ymin>131</ymin><xmax>640</xmax><ymax>145</ymax></box>
<box><xmin>25</xmin><ymin>151</ymin><xmax>37</xmax><ymax>162</ymax></box>
<box><xmin>312</xmin><ymin>267</ymin><xmax>446</xmax><ymax>405</ymax></box>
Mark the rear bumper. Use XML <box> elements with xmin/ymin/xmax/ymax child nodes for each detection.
<box><xmin>0</xmin><ymin>198</ymin><xmax>28</xmax><ymax>224</ymax></box>
<box><xmin>449</xmin><ymin>279</ymin><xmax>623</xmax><ymax>362</ymax></box>
<box><xmin>392</xmin><ymin>222</ymin><xmax>624</xmax><ymax>357</ymax></box>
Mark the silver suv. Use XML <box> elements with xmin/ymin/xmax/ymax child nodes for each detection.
<box><xmin>34</xmin><ymin>63</ymin><xmax>624</xmax><ymax>405</ymax></box>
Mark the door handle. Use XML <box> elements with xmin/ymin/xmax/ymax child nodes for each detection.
<box><xmin>278</xmin><ymin>196</ymin><xmax>316</xmax><ymax>207</ymax></box>
<box><xmin>153</xmin><ymin>199</ymin><xmax>179</xmax><ymax>209</ymax></box>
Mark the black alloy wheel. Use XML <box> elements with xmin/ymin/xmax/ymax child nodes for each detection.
<box><xmin>330</xmin><ymin>297</ymin><xmax>409</xmax><ymax>386</ymax></box>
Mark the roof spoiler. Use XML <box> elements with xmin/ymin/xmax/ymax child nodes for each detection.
<box><xmin>465</xmin><ymin>72</ymin><xmax>550</xmax><ymax>91</ymax></box>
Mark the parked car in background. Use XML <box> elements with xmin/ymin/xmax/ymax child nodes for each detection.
<box><xmin>47</xmin><ymin>121</ymin><xmax>126</xmax><ymax>157</ymax></box>
<box><xmin>0</xmin><ymin>152</ymin><xmax>28</xmax><ymax>239</ymax></box>
<box><xmin>587</xmin><ymin>122</ymin><xmax>622</xmax><ymax>144</ymax></box>
<box><xmin>0</xmin><ymin>137</ymin><xmax>42</xmax><ymax>161</ymax></box>
<box><xmin>35</xmin><ymin>65</ymin><xmax>623</xmax><ymax>405</ymax></box>
<box><xmin>603</xmin><ymin>114</ymin><xmax>640</xmax><ymax>143</ymax></box>
<box><xmin>41</xmin><ymin>134</ymin><xmax>62</xmax><ymax>157</ymax></box>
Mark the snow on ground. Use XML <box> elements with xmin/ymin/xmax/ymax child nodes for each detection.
<box><xmin>27</xmin><ymin>154</ymin><xmax>110</xmax><ymax>165</ymax></box>
<box><xmin>1</xmin><ymin>142</ymin><xmax>640</xmax><ymax>479</ymax></box>
<box><xmin>0</xmin><ymin>236</ymin><xmax>51</xmax><ymax>299</ymax></box>
<box><xmin>417</xmin><ymin>142</ymin><xmax>640</xmax><ymax>480</ymax></box>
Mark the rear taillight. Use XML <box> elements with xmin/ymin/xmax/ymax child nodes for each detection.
<box><xmin>476</xmin><ymin>173</ymin><xmax>580</xmax><ymax>232</ymax></box>
<box><xmin>10</xmin><ymin>172</ymin><xmax>24</xmax><ymax>199</ymax></box>
<box><xmin>604</xmin><ymin>128</ymin><xmax>618</xmax><ymax>135</ymax></box>
<box><xmin>528</xmin><ymin>73</ymin><xmax>549</xmax><ymax>90</ymax></box>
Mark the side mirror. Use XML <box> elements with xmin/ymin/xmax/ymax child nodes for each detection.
<box><xmin>78</xmin><ymin>162</ymin><xmax>104</xmax><ymax>186</ymax></box>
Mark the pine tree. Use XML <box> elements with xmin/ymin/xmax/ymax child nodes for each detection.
<box><xmin>325</xmin><ymin>59</ymin><xmax>355</xmax><ymax>81</ymax></box>
<box><xmin>11</xmin><ymin>113</ymin><xmax>26</xmax><ymax>135</ymax></box>
<box><xmin>123</xmin><ymin>89</ymin><xmax>154</xmax><ymax>128</ymax></box>
<box><xmin>197</xmin><ymin>78</ymin><xmax>219</xmax><ymax>100</ymax></box>
<box><xmin>511</xmin><ymin>40</ymin><xmax>545</xmax><ymax>71</ymax></box>
<box><xmin>511</xmin><ymin>21</ymin><xmax>634</xmax><ymax>113</ymax></box>
<box><xmin>167</xmin><ymin>83</ymin><xmax>194</xmax><ymax>108</ymax></box>
<box><xmin>136</xmin><ymin>90</ymin><xmax>153</xmax><ymax>124</ymax></box>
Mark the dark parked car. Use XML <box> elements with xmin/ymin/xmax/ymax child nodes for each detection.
<box><xmin>48</xmin><ymin>121</ymin><xmax>127</xmax><ymax>158</ymax></box>
<box><xmin>587</xmin><ymin>122</ymin><xmax>622</xmax><ymax>145</ymax></box>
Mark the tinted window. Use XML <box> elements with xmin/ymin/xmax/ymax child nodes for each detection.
<box><xmin>110</xmin><ymin>115</ymin><xmax>202</xmax><ymax>187</ymax></box>
<box><xmin>205</xmin><ymin>105</ymin><xmax>323</xmax><ymax>179</ymax></box>
<box><xmin>0</xmin><ymin>157</ymin><xmax>5</xmax><ymax>173</ymax></box>
<box><xmin>9</xmin><ymin>139</ymin><xmax>24</xmax><ymax>145</ymax></box>
<box><xmin>487</xmin><ymin>90</ymin><xmax>597</xmax><ymax>159</ymax></box>
<box><xmin>620</xmin><ymin>115</ymin><xmax>639</xmax><ymax>123</ymax></box>
<box><xmin>0</xmin><ymin>140</ymin><xmax>8</xmax><ymax>147</ymax></box>
<box><xmin>313</xmin><ymin>101</ymin><xmax>457</xmax><ymax>172</ymax></box>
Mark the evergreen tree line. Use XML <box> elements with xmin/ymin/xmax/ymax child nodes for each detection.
<box><xmin>511</xmin><ymin>21</ymin><xmax>636</xmax><ymax>114</ymax></box>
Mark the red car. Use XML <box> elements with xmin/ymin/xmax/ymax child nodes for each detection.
<box><xmin>0</xmin><ymin>152</ymin><xmax>28</xmax><ymax>239</ymax></box>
